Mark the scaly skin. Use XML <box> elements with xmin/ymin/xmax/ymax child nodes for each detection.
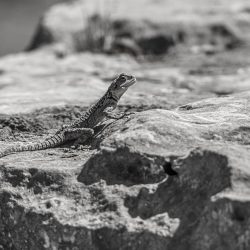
<box><xmin>0</xmin><ymin>73</ymin><xmax>136</xmax><ymax>158</ymax></box>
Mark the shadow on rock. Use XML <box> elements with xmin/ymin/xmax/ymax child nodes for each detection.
<box><xmin>77</xmin><ymin>146</ymin><xmax>168</xmax><ymax>186</ymax></box>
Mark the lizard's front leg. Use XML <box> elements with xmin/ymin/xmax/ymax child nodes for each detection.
<box><xmin>103</xmin><ymin>106</ymin><xmax>134</xmax><ymax>120</ymax></box>
<box><xmin>103</xmin><ymin>106</ymin><xmax>126</xmax><ymax>120</ymax></box>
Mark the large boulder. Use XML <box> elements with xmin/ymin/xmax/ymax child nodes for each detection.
<box><xmin>1</xmin><ymin>87</ymin><xmax>250</xmax><ymax>249</ymax></box>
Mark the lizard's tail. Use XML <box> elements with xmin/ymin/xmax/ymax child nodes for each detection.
<box><xmin>0</xmin><ymin>134</ymin><xmax>65</xmax><ymax>158</ymax></box>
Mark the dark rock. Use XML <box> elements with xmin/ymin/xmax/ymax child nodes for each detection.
<box><xmin>209</xmin><ymin>22</ymin><xmax>244</xmax><ymax>50</ymax></box>
<box><xmin>110</xmin><ymin>38</ymin><xmax>142</xmax><ymax>56</ymax></box>
<box><xmin>78</xmin><ymin>147</ymin><xmax>167</xmax><ymax>186</ymax></box>
<box><xmin>138</xmin><ymin>34</ymin><xmax>175</xmax><ymax>55</ymax></box>
<box><xmin>125</xmin><ymin>146</ymin><xmax>250</xmax><ymax>249</ymax></box>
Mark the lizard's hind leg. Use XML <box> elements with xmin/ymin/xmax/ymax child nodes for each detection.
<box><xmin>63</xmin><ymin>128</ymin><xmax>94</xmax><ymax>149</ymax></box>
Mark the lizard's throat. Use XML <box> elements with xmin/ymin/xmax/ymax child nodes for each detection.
<box><xmin>109</xmin><ymin>93</ymin><xmax>119</xmax><ymax>102</ymax></box>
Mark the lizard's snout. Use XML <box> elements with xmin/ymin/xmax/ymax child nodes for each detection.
<box><xmin>121</xmin><ymin>76</ymin><xmax>136</xmax><ymax>88</ymax></box>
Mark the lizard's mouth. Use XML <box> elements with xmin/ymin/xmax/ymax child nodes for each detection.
<box><xmin>121</xmin><ymin>77</ymin><xmax>136</xmax><ymax>88</ymax></box>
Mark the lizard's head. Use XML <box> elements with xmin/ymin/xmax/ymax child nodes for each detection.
<box><xmin>108</xmin><ymin>73</ymin><xmax>136</xmax><ymax>100</ymax></box>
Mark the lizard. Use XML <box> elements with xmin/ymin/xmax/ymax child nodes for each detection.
<box><xmin>0</xmin><ymin>73</ymin><xmax>136</xmax><ymax>158</ymax></box>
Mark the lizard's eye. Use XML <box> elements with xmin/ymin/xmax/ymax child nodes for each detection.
<box><xmin>119</xmin><ymin>76</ymin><xmax>126</xmax><ymax>84</ymax></box>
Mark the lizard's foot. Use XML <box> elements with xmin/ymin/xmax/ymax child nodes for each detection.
<box><xmin>71</xmin><ymin>135</ymin><xmax>92</xmax><ymax>150</ymax></box>
<box><xmin>105</xmin><ymin>111</ymin><xmax>135</xmax><ymax>120</ymax></box>
<box><xmin>124</xmin><ymin>111</ymin><xmax>136</xmax><ymax>117</ymax></box>
<box><xmin>65</xmin><ymin>128</ymin><xmax>93</xmax><ymax>151</ymax></box>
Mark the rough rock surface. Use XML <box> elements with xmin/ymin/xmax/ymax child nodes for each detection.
<box><xmin>1</xmin><ymin>0</ymin><xmax>250</xmax><ymax>249</ymax></box>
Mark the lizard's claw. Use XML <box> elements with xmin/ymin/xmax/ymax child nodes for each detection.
<box><xmin>118</xmin><ymin>111</ymin><xmax>136</xmax><ymax>119</ymax></box>
<box><xmin>124</xmin><ymin>111</ymin><xmax>136</xmax><ymax>117</ymax></box>
<box><xmin>106</xmin><ymin>112</ymin><xmax>135</xmax><ymax>120</ymax></box>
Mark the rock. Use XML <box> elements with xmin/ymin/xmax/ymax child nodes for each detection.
<box><xmin>109</xmin><ymin>38</ymin><xmax>142</xmax><ymax>57</ymax></box>
<box><xmin>2</xmin><ymin>90</ymin><xmax>250</xmax><ymax>249</ymax></box>
<box><xmin>138</xmin><ymin>34</ymin><xmax>175</xmax><ymax>55</ymax></box>
<box><xmin>125</xmin><ymin>145</ymin><xmax>250</xmax><ymax>250</ymax></box>
<box><xmin>0</xmin><ymin>51</ymin><xmax>139</xmax><ymax>114</ymax></box>
<box><xmin>1</xmin><ymin>50</ymin><xmax>233</xmax><ymax>115</ymax></box>
<box><xmin>27</xmin><ymin>0</ymin><xmax>250</xmax><ymax>56</ymax></box>
<box><xmin>209</xmin><ymin>22</ymin><xmax>244</xmax><ymax>50</ymax></box>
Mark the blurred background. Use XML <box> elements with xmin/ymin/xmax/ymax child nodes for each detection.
<box><xmin>0</xmin><ymin>0</ymin><xmax>63</xmax><ymax>56</ymax></box>
<box><xmin>1</xmin><ymin>0</ymin><xmax>250</xmax><ymax>62</ymax></box>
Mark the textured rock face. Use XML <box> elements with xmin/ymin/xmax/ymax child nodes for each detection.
<box><xmin>1</xmin><ymin>0</ymin><xmax>250</xmax><ymax>249</ymax></box>
<box><xmin>1</xmin><ymin>82</ymin><xmax>250</xmax><ymax>249</ymax></box>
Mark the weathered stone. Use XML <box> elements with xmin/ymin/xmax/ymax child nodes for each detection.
<box><xmin>125</xmin><ymin>146</ymin><xmax>250</xmax><ymax>250</ymax></box>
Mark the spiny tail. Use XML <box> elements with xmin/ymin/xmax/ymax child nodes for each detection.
<box><xmin>0</xmin><ymin>134</ymin><xmax>65</xmax><ymax>158</ymax></box>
